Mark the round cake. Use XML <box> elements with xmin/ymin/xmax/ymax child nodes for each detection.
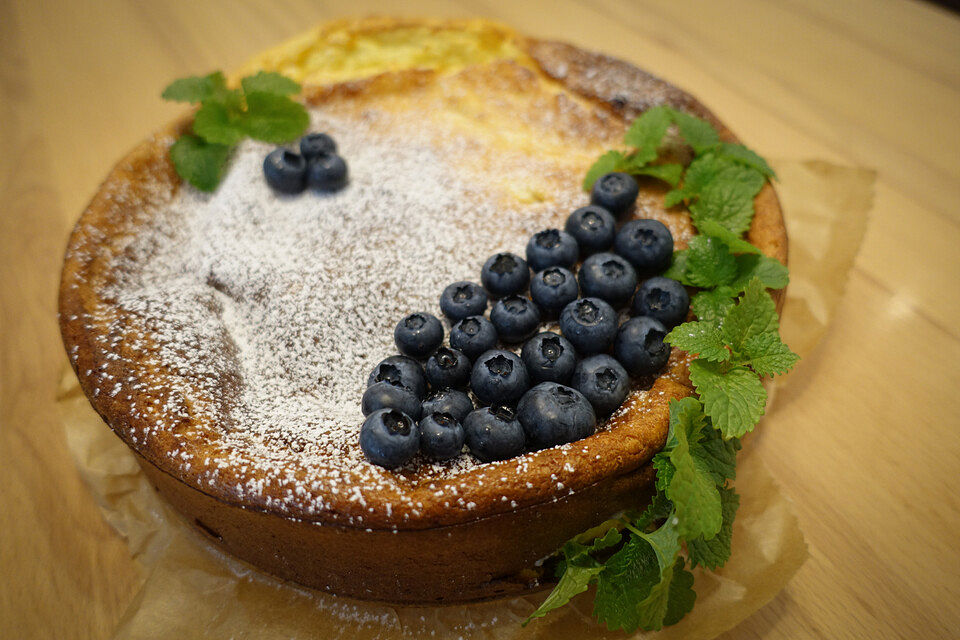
<box><xmin>58</xmin><ymin>18</ymin><xmax>787</xmax><ymax>603</ymax></box>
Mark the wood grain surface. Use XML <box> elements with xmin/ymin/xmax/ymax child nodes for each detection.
<box><xmin>2</xmin><ymin>1</ymin><xmax>958</xmax><ymax>638</ymax></box>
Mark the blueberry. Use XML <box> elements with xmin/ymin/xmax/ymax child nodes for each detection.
<box><xmin>361</xmin><ymin>381</ymin><xmax>422</xmax><ymax>420</ymax></box>
<box><xmin>360</xmin><ymin>409</ymin><xmax>420</xmax><ymax>468</ymax></box>
<box><xmin>263</xmin><ymin>148</ymin><xmax>306</xmax><ymax>194</ymax></box>
<box><xmin>490</xmin><ymin>295</ymin><xmax>541</xmax><ymax>343</ymax></box>
<box><xmin>530</xmin><ymin>267</ymin><xmax>579</xmax><ymax>316</ymax></box>
<box><xmin>521</xmin><ymin>332</ymin><xmax>577</xmax><ymax>384</ymax></box>
<box><xmin>517</xmin><ymin>382</ymin><xmax>596</xmax><ymax>450</ymax></box>
<box><xmin>559</xmin><ymin>297</ymin><xmax>618</xmax><ymax>355</ymax></box>
<box><xmin>300</xmin><ymin>132</ymin><xmax>337</xmax><ymax>159</ymax></box>
<box><xmin>425</xmin><ymin>347</ymin><xmax>471</xmax><ymax>389</ymax></box>
<box><xmin>481</xmin><ymin>252</ymin><xmax>530</xmax><ymax>297</ymax></box>
<box><xmin>614</xmin><ymin>219</ymin><xmax>674</xmax><ymax>274</ymax></box>
<box><xmin>632</xmin><ymin>277</ymin><xmax>690</xmax><ymax>328</ymax></box>
<box><xmin>419</xmin><ymin>412</ymin><xmax>466</xmax><ymax>461</ymax></box>
<box><xmin>578</xmin><ymin>253</ymin><xmax>638</xmax><ymax>308</ymax></box>
<box><xmin>367</xmin><ymin>355</ymin><xmax>427</xmax><ymax>399</ymax></box>
<box><xmin>572</xmin><ymin>355</ymin><xmax>630</xmax><ymax>418</ymax></box>
<box><xmin>591</xmin><ymin>172</ymin><xmax>639</xmax><ymax>216</ymax></box>
<box><xmin>394</xmin><ymin>312</ymin><xmax>444</xmax><ymax>359</ymax></box>
<box><xmin>307</xmin><ymin>153</ymin><xmax>348</xmax><ymax>191</ymax></box>
<box><xmin>470</xmin><ymin>350</ymin><xmax>530</xmax><ymax>406</ymax></box>
<box><xmin>565</xmin><ymin>206</ymin><xmax>616</xmax><ymax>255</ymax></box>
<box><xmin>463</xmin><ymin>405</ymin><xmax>526</xmax><ymax>462</ymax></box>
<box><xmin>450</xmin><ymin>316</ymin><xmax>498</xmax><ymax>360</ymax></box>
<box><xmin>614</xmin><ymin>316</ymin><xmax>671</xmax><ymax>376</ymax></box>
<box><xmin>421</xmin><ymin>388</ymin><xmax>474</xmax><ymax>422</ymax></box>
<box><xmin>525</xmin><ymin>229</ymin><xmax>579</xmax><ymax>272</ymax></box>
<box><xmin>440</xmin><ymin>281</ymin><xmax>488</xmax><ymax>321</ymax></box>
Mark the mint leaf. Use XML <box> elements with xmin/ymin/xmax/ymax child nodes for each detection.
<box><xmin>690</xmin><ymin>287</ymin><xmax>736</xmax><ymax>324</ymax></box>
<box><xmin>689</xmin><ymin>360</ymin><xmax>767</xmax><ymax>438</ymax></box>
<box><xmin>161</xmin><ymin>71</ymin><xmax>229</xmax><ymax>103</ymax></box>
<box><xmin>664</xmin><ymin>153</ymin><xmax>724</xmax><ymax>206</ymax></box>
<box><xmin>193</xmin><ymin>101</ymin><xmax>246</xmax><ymax>145</ymax></box>
<box><xmin>584</xmin><ymin>150</ymin><xmax>627</xmax><ymax>190</ymax></box>
<box><xmin>729</xmin><ymin>253</ymin><xmax>789</xmax><ymax>291</ymax></box>
<box><xmin>653</xmin><ymin>452</ymin><xmax>675</xmax><ymax>493</ymax></box>
<box><xmin>241</xmin><ymin>71</ymin><xmax>301</xmax><ymax>96</ymax></box>
<box><xmin>634</xmin><ymin>488</ymin><xmax>672</xmax><ymax>531</ymax></box>
<box><xmin>664</xmin><ymin>397</ymin><xmax>707</xmax><ymax>449</ymax></box>
<box><xmin>687</xmin><ymin>487</ymin><xmax>740</xmax><ymax>570</ymax></box>
<box><xmin>689</xmin><ymin>162</ymin><xmax>765</xmax><ymax>235</ymax></box>
<box><xmin>665</xmin><ymin>399</ymin><xmax>722</xmax><ymax>539</ymax></box>
<box><xmin>717</xmin><ymin>142</ymin><xmax>776</xmax><ymax>179</ymax></box>
<box><xmin>663</xmin><ymin>557</ymin><xmax>697</xmax><ymax>626</ymax></box>
<box><xmin>691</xmin><ymin>428</ymin><xmax>740</xmax><ymax>485</ymax></box>
<box><xmin>662</xmin><ymin>249</ymin><xmax>690</xmax><ymax>283</ymax></box>
<box><xmin>243</xmin><ymin>92</ymin><xmax>310</xmax><ymax>144</ymax></box>
<box><xmin>696</xmin><ymin>219</ymin><xmax>762</xmax><ymax>255</ymax></box>
<box><xmin>670</xmin><ymin>109</ymin><xmax>720</xmax><ymax>153</ymax></box>
<box><xmin>666</xmin><ymin>320</ymin><xmax>729</xmax><ymax>362</ymax></box>
<box><xmin>742</xmin><ymin>332</ymin><xmax>799</xmax><ymax>377</ymax></box>
<box><xmin>169</xmin><ymin>135</ymin><xmax>232</xmax><ymax>192</ymax></box>
<box><xmin>634</xmin><ymin>163</ymin><xmax>684</xmax><ymax>187</ymax></box>
<box><xmin>685</xmin><ymin>235</ymin><xmax>737</xmax><ymax>288</ymax></box>
<box><xmin>624</xmin><ymin>105</ymin><xmax>672</xmax><ymax>164</ymax></box>
<box><xmin>594</xmin><ymin>535</ymin><xmax>661</xmax><ymax>632</ymax></box>
<box><xmin>721</xmin><ymin>279</ymin><xmax>778</xmax><ymax>354</ymax></box>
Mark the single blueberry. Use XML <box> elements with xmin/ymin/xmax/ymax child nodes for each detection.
<box><xmin>449</xmin><ymin>316</ymin><xmax>498</xmax><ymax>360</ymax></box>
<box><xmin>367</xmin><ymin>355</ymin><xmax>427</xmax><ymax>399</ymax></box>
<box><xmin>425</xmin><ymin>347</ymin><xmax>471</xmax><ymax>390</ymax></box>
<box><xmin>263</xmin><ymin>148</ymin><xmax>306</xmax><ymax>194</ymax></box>
<box><xmin>572</xmin><ymin>355</ymin><xmax>630</xmax><ymax>418</ymax></box>
<box><xmin>394</xmin><ymin>312</ymin><xmax>444</xmax><ymax>359</ymax></box>
<box><xmin>360</xmin><ymin>409</ymin><xmax>420</xmax><ymax>468</ymax></box>
<box><xmin>470</xmin><ymin>349</ymin><xmax>530</xmax><ymax>406</ymax></box>
<box><xmin>565</xmin><ymin>206</ymin><xmax>616</xmax><ymax>255</ymax></box>
<box><xmin>614</xmin><ymin>316</ymin><xmax>671</xmax><ymax>376</ymax></box>
<box><xmin>530</xmin><ymin>267</ymin><xmax>579</xmax><ymax>316</ymax></box>
<box><xmin>421</xmin><ymin>388</ymin><xmax>474</xmax><ymax>422</ymax></box>
<box><xmin>307</xmin><ymin>153</ymin><xmax>348</xmax><ymax>191</ymax></box>
<box><xmin>481</xmin><ymin>252</ymin><xmax>530</xmax><ymax>297</ymax></box>
<box><xmin>439</xmin><ymin>281</ymin><xmax>488</xmax><ymax>322</ymax></box>
<box><xmin>614</xmin><ymin>219</ymin><xmax>674</xmax><ymax>274</ymax></box>
<box><xmin>632</xmin><ymin>277</ymin><xmax>690</xmax><ymax>328</ymax></box>
<box><xmin>521</xmin><ymin>332</ymin><xmax>577</xmax><ymax>384</ymax></box>
<box><xmin>463</xmin><ymin>405</ymin><xmax>526</xmax><ymax>462</ymax></box>
<box><xmin>490</xmin><ymin>295</ymin><xmax>541</xmax><ymax>343</ymax></box>
<box><xmin>591</xmin><ymin>172</ymin><xmax>639</xmax><ymax>216</ymax></box>
<box><xmin>300</xmin><ymin>132</ymin><xmax>337</xmax><ymax>159</ymax></box>
<box><xmin>361</xmin><ymin>381</ymin><xmax>422</xmax><ymax>420</ymax></box>
<box><xmin>517</xmin><ymin>382</ymin><xmax>596</xmax><ymax>450</ymax></box>
<box><xmin>559</xmin><ymin>297</ymin><xmax>618</xmax><ymax>355</ymax></box>
<box><xmin>578</xmin><ymin>252</ymin><xmax>638</xmax><ymax>308</ymax></box>
<box><xmin>525</xmin><ymin>229</ymin><xmax>579</xmax><ymax>272</ymax></box>
<box><xmin>419</xmin><ymin>412</ymin><xmax>466</xmax><ymax>461</ymax></box>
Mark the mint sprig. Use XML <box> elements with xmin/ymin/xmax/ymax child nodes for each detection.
<box><xmin>528</xmin><ymin>107</ymin><xmax>797</xmax><ymax>632</ymax></box>
<box><xmin>162</xmin><ymin>70</ymin><xmax>308</xmax><ymax>191</ymax></box>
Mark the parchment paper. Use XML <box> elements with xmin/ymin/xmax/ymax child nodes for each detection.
<box><xmin>58</xmin><ymin>160</ymin><xmax>874</xmax><ymax>639</ymax></box>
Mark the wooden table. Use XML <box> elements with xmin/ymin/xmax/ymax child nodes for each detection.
<box><xmin>2</xmin><ymin>1</ymin><xmax>958</xmax><ymax>637</ymax></box>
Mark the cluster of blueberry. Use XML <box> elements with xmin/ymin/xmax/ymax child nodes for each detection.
<box><xmin>360</xmin><ymin>172</ymin><xmax>690</xmax><ymax>469</ymax></box>
<box><xmin>262</xmin><ymin>132</ymin><xmax>349</xmax><ymax>194</ymax></box>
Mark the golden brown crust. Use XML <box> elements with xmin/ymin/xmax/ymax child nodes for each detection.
<box><xmin>59</xmin><ymin>19</ymin><xmax>787</xmax><ymax>602</ymax></box>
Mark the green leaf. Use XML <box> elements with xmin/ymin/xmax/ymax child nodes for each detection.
<box><xmin>690</xmin><ymin>287</ymin><xmax>736</xmax><ymax>324</ymax></box>
<box><xmin>192</xmin><ymin>101</ymin><xmax>246</xmax><ymax>145</ymax></box>
<box><xmin>583</xmin><ymin>150</ymin><xmax>627</xmax><ymax>190</ymax></box>
<box><xmin>696</xmin><ymin>219</ymin><xmax>761</xmax><ymax>254</ymax></box>
<box><xmin>666</xmin><ymin>320</ymin><xmax>729</xmax><ymax>362</ymax></box>
<box><xmin>688</xmin><ymin>487</ymin><xmax>740</xmax><ymax>570</ymax></box>
<box><xmin>665</xmin><ymin>399</ymin><xmax>722</xmax><ymax>539</ymax></box>
<box><xmin>692</xmin><ymin>429</ymin><xmax>740</xmax><ymax>485</ymax></box>
<box><xmin>664</xmin><ymin>397</ymin><xmax>707</xmax><ymax>450</ymax></box>
<box><xmin>652</xmin><ymin>452</ymin><xmax>675</xmax><ymax>493</ymax></box>
<box><xmin>689</xmin><ymin>360</ymin><xmax>767</xmax><ymax>438</ymax></box>
<box><xmin>721</xmin><ymin>279</ymin><xmax>779</xmax><ymax>354</ymax></box>
<box><xmin>624</xmin><ymin>105</ymin><xmax>672</xmax><ymax>164</ymax></box>
<box><xmin>243</xmin><ymin>91</ymin><xmax>310</xmax><ymax>143</ymax></box>
<box><xmin>241</xmin><ymin>71</ymin><xmax>301</xmax><ymax>96</ymax></box>
<box><xmin>169</xmin><ymin>135</ymin><xmax>232</xmax><ymax>192</ymax></box>
<box><xmin>685</xmin><ymin>235</ymin><xmax>737</xmax><ymax>288</ymax></box>
<box><xmin>729</xmin><ymin>253</ymin><xmax>789</xmax><ymax>292</ymax></box>
<box><xmin>161</xmin><ymin>71</ymin><xmax>229</xmax><ymax>103</ymax></box>
<box><xmin>662</xmin><ymin>249</ymin><xmax>691</xmax><ymax>283</ymax></box>
<box><xmin>671</xmin><ymin>109</ymin><xmax>720</xmax><ymax>153</ymax></box>
<box><xmin>742</xmin><ymin>332</ymin><xmax>799</xmax><ymax>377</ymax></box>
<box><xmin>634</xmin><ymin>489</ymin><xmax>673</xmax><ymax>531</ymax></box>
<box><xmin>689</xmin><ymin>163</ymin><xmax>765</xmax><ymax>235</ymax></box>
<box><xmin>637</xmin><ymin>517</ymin><xmax>680</xmax><ymax>573</ymax></box>
<box><xmin>663</xmin><ymin>557</ymin><xmax>697</xmax><ymax>626</ymax></box>
<box><xmin>633</xmin><ymin>163</ymin><xmax>684</xmax><ymax>187</ymax></box>
<box><xmin>594</xmin><ymin>535</ymin><xmax>661</xmax><ymax>632</ymax></box>
<box><xmin>718</xmin><ymin>142</ymin><xmax>776</xmax><ymax>179</ymax></box>
<box><xmin>664</xmin><ymin>188</ymin><xmax>686</xmax><ymax>208</ymax></box>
